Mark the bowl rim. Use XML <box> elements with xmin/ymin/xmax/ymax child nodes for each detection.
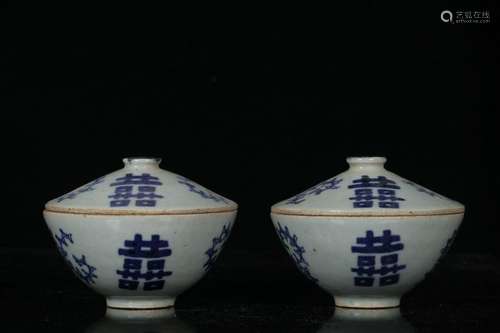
<box><xmin>270</xmin><ymin>206</ymin><xmax>464</xmax><ymax>217</ymax></box>
<box><xmin>44</xmin><ymin>205</ymin><xmax>237</xmax><ymax>216</ymax></box>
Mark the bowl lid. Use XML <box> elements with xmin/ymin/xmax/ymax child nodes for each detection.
<box><xmin>45</xmin><ymin>157</ymin><xmax>237</xmax><ymax>215</ymax></box>
<box><xmin>271</xmin><ymin>157</ymin><xmax>464</xmax><ymax>217</ymax></box>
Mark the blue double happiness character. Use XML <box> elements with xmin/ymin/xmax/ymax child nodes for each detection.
<box><xmin>109</xmin><ymin>173</ymin><xmax>164</xmax><ymax>207</ymax></box>
<box><xmin>117</xmin><ymin>234</ymin><xmax>173</xmax><ymax>291</ymax></box>
<box><xmin>348</xmin><ymin>176</ymin><xmax>405</xmax><ymax>208</ymax></box>
<box><xmin>351</xmin><ymin>230</ymin><xmax>406</xmax><ymax>287</ymax></box>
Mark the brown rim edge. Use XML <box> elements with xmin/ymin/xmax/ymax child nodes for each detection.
<box><xmin>107</xmin><ymin>305</ymin><xmax>174</xmax><ymax>310</ymax></box>
<box><xmin>45</xmin><ymin>205</ymin><xmax>238</xmax><ymax>216</ymax></box>
<box><xmin>334</xmin><ymin>304</ymin><xmax>400</xmax><ymax>309</ymax></box>
<box><xmin>270</xmin><ymin>207</ymin><xmax>464</xmax><ymax>217</ymax></box>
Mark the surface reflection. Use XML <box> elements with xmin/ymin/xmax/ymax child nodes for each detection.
<box><xmin>317</xmin><ymin>307</ymin><xmax>416</xmax><ymax>333</ymax></box>
<box><xmin>86</xmin><ymin>308</ymin><xmax>196</xmax><ymax>333</ymax></box>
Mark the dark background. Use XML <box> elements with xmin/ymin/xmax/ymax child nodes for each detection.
<box><xmin>1</xmin><ymin>2</ymin><xmax>499</xmax><ymax>331</ymax></box>
<box><xmin>3</xmin><ymin>3</ymin><xmax>498</xmax><ymax>255</ymax></box>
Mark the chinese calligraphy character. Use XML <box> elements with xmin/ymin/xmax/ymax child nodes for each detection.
<box><xmin>348</xmin><ymin>176</ymin><xmax>405</xmax><ymax>208</ymax></box>
<box><xmin>109</xmin><ymin>173</ymin><xmax>163</xmax><ymax>207</ymax></box>
<box><xmin>351</xmin><ymin>230</ymin><xmax>406</xmax><ymax>287</ymax></box>
<box><xmin>117</xmin><ymin>234</ymin><xmax>173</xmax><ymax>291</ymax></box>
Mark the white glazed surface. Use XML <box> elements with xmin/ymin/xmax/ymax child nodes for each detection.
<box><xmin>46</xmin><ymin>157</ymin><xmax>237</xmax><ymax>214</ymax></box>
<box><xmin>86</xmin><ymin>308</ymin><xmax>196</xmax><ymax>333</ymax></box>
<box><xmin>272</xmin><ymin>157</ymin><xmax>464</xmax><ymax>216</ymax></box>
<box><xmin>270</xmin><ymin>212</ymin><xmax>463</xmax><ymax>308</ymax></box>
<box><xmin>270</xmin><ymin>156</ymin><xmax>464</xmax><ymax>308</ymax></box>
<box><xmin>317</xmin><ymin>308</ymin><xmax>416</xmax><ymax>332</ymax></box>
<box><xmin>44</xmin><ymin>210</ymin><xmax>236</xmax><ymax>309</ymax></box>
<box><xmin>43</xmin><ymin>157</ymin><xmax>238</xmax><ymax>309</ymax></box>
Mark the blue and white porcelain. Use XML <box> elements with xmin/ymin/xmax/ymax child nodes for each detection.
<box><xmin>44</xmin><ymin>157</ymin><xmax>237</xmax><ymax>310</ymax></box>
<box><xmin>271</xmin><ymin>157</ymin><xmax>464</xmax><ymax>309</ymax></box>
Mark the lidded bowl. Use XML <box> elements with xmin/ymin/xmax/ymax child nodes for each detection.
<box><xmin>270</xmin><ymin>157</ymin><xmax>464</xmax><ymax>308</ymax></box>
<box><xmin>43</xmin><ymin>157</ymin><xmax>237</xmax><ymax>310</ymax></box>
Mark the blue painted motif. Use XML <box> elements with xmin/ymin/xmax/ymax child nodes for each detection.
<box><xmin>276</xmin><ymin>222</ymin><xmax>318</xmax><ymax>283</ymax></box>
<box><xmin>72</xmin><ymin>254</ymin><xmax>98</xmax><ymax>284</ymax></box>
<box><xmin>402</xmin><ymin>179</ymin><xmax>440</xmax><ymax>198</ymax></box>
<box><xmin>351</xmin><ymin>230</ymin><xmax>406</xmax><ymax>287</ymax></box>
<box><xmin>109</xmin><ymin>173</ymin><xmax>163</xmax><ymax>207</ymax></box>
<box><xmin>56</xmin><ymin>176</ymin><xmax>105</xmax><ymax>202</ymax></box>
<box><xmin>440</xmin><ymin>229</ymin><xmax>458</xmax><ymax>259</ymax></box>
<box><xmin>54</xmin><ymin>228</ymin><xmax>73</xmax><ymax>257</ymax></box>
<box><xmin>348</xmin><ymin>176</ymin><xmax>405</xmax><ymax>208</ymax></box>
<box><xmin>53</xmin><ymin>228</ymin><xmax>98</xmax><ymax>285</ymax></box>
<box><xmin>177</xmin><ymin>176</ymin><xmax>229</xmax><ymax>203</ymax></box>
<box><xmin>424</xmin><ymin>229</ymin><xmax>459</xmax><ymax>280</ymax></box>
<box><xmin>117</xmin><ymin>234</ymin><xmax>173</xmax><ymax>291</ymax></box>
<box><xmin>286</xmin><ymin>177</ymin><xmax>343</xmax><ymax>205</ymax></box>
<box><xmin>203</xmin><ymin>223</ymin><xmax>232</xmax><ymax>272</ymax></box>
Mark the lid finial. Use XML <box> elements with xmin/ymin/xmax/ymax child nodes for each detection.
<box><xmin>123</xmin><ymin>157</ymin><xmax>162</xmax><ymax>167</ymax></box>
<box><xmin>346</xmin><ymin>157</ymin><xmax>386</xmax><ymax>169</ymax></box>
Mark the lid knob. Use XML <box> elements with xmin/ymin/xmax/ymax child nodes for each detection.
<box><xmin>346</xmin><ymin>156</ymin><xmax>386</xmax><ymax>170</ymax></box>
<box><xmin>123</xmin><ymin>157</ymin><xmax>162</xmax><ymax>167</ymax></box>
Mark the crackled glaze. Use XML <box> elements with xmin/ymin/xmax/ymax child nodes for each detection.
<box><xmin>271</xmin><ymin>157</ymin><xmax>464</xmax><ymax>308</ymax></box>
<box><xmin>318</xmin><ymin>308</ymin><xmax>415</xmax><ymax>332</ymax></box>
<box><xmin>272</xmin><ymin>157</ymin><xmax>464</xmax><ymax>216</ymax></box>
<box><xmin>44</xmin><ymin>157</ymin><xmax>237</xmax><ymax>310</ymax></box>
<box><xmin>46</xmin><ymin>157</ymin><xmax>237</xmax><ymax>214</ymax></box>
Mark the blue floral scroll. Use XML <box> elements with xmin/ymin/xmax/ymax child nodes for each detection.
<box><xmin>424</xmin><ymin>229</ymin><xmax>459</xmax><ymax>279</ymax></box>
<box><xmin>203</xmin><ymin>223</ymin><xmax>233</xmax><ymax>271</ymax></box>
<box><xmin>177</xmin><ymin>176</ymin><xmax>229</xmax><ymax>203</ymax></box>
<box><xmin>286</xmin><ymin>177</ymin><xmax>343</xmax><ymax>205</ymax></box>
<box><xmin>439</xmin><ymin>229</ymin><xmax>459</xmax><ymax>260</ymax></box>
<box><xmin>54</xmin><ymin>228</ymin><xmax>98</xmax><ymax>284</ymax></box>
<box><xmin>56</xmin><ymin>176</ymin><xmax>105</xmax><ymax>202</ymax></box>
<box><xmin>276</xmin><ymin>223</ymin><xmax>318</xmax><ymax>283</ymax></box>
<box><xmin>402</xmin><ymin>179</ymin><xmax>441</xmax><ymax>198</ymax></box>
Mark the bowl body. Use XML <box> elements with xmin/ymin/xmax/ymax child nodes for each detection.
<box><xmin>44</xmin><ymin>210</ymin><xmax>236</xmax><ymax>309</ymax></box>
<box><xmin>270</xmin><ymin>212</ymin><xmax>463</xmax><ymax>308</ymax></box>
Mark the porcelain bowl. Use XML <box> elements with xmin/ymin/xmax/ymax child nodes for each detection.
<box><xmin>270</xmin><ymin>212</ymin><xmax>462</xmax><ymax>308</ymax></box>
<box><xmin>44</xmin><ymin>210</ymin><xmax>236</xmax><ymax>310</ymax></box>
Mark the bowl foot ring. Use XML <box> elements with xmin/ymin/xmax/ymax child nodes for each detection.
<box><xmin>106</xmin><ymin>296</ymin><xmax>176</xmax><ymax>310</ymax></box>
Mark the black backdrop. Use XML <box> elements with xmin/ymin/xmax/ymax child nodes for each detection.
<box><xmin>3</xmin><ymin>4</ymin><xmax>498</xmax><ymax>264</ymax></box>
